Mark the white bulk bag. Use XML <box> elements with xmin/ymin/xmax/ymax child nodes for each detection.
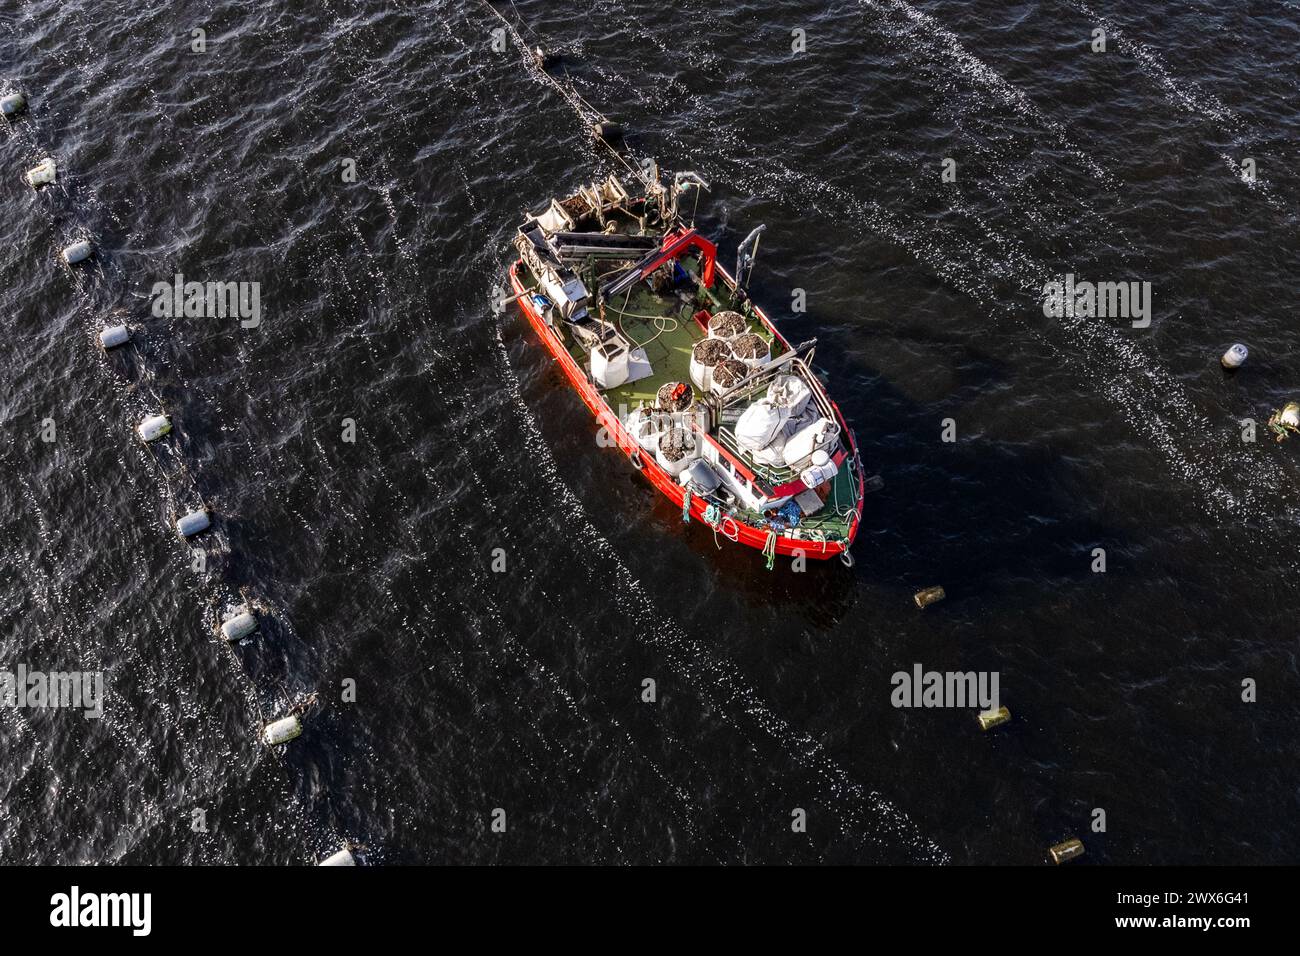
<box><xmin>656</xmin><ymin>428</ymin><xmax>696</xmax><ymax>476</ymax></box>
<box><xmin>735</xmin><ymin>400</ymin><xmax>789</xmax><ymax>452</ymax></box>
<box><xmin>783</xmin><ymin>417</ymin><xmax>840</xmax><ymax>467</ymax></box>
<box><xmin>591</xmin><ymin>342</ymin><xmax>630</xmax><ymax>389</ymax></box>
<box><xmin>751</xmin><ymin>430</ymin><xmax>788</xmax><ymax>467</ymax></box>
<box><xmin>782</xmin><ymin>404</ymin><xmax>818</xmax><ymax>439</ymax></box>
<box><xmin>767</xmin><ymin>374</ymin><xmax>812</xmax><ymax>417</ymax></box>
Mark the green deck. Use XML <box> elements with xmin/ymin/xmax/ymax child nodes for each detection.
<box><xmin>517</xmin><ymin>251</ymin><xmax>858</xmax><ymax>543</ymax></box>
<box><xmin>736</xmin><ymin>458</ymin><xmax>858</xmax><ymax>540</ymax></box>
<box><xmin>561</xmin><ymin>255</ymin><xmax>782</xmax><ymax>411</ymax></box>
<box><xmin>599</xmin><ymin>284</ymin><xmax>707</xmax><ymax>409</ymax></box>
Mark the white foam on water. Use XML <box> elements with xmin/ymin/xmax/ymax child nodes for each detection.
<box><xmin>1066</xmin><ymin>1</ymin><xmax>1286</xmax><ymax>212</ymax></box>
<box><xmin>857</xmin><ymin>0</ymin><xmax>1113</xmax><ymax>184</ymax></box>
<box><xmin>1067</xmin><ymin>0</ymin><xmax>1235</xmax><ymax>125</ymax></box>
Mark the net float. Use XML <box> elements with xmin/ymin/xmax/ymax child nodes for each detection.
<box><xmin>137</xmin><ymin>414</ymin><xmax>171</xmax><ymax>442</ymax></box>
<box><xmin>61</xmin><ymin>239</ymin><xmax>93</xmax><ymax>265</ymax></box>
<box><xmin>176</xmin><ymin>509</ymin><xmax>210</xmax><ymax>538</ymax></box>
<box><xmin>914</xmin><ymin>586</ymin><xmax>945</xmax><ymax>608</ymax></box>
<box><xmin>978</xmin><ymin>706</ymin><xmax>1011</xmax><ymax>731</ymax></box>
<box><xmin>1</xmin><ymin>92</ymin><xmax>27</xmax><ymax>118</ymax></box>
<box><xmin>1220</xmin><ymin>343</ymin><xmax>1248</xmax><ymax>369</ymax></box>
<box><xmin>263</xmin><ymin>714</ymin><xmax>302</xmax><ymax>746</ymax></box>
<box><xmin>220</xmin><ymin>608</ymin><xmax>257</xmax><ymax>642</ymax></box>
<box><xmin>1049</xmin><ymin>838</ymin><xmax>1085</xmax><ymax>864</ymax></box>
<box><xmin>99</xmin><ymin>324</ymin><xmax>130</xmax><ymax>349</ymax></box>
<box><xmin>26</xmin><ymin>157</ymin><xmax>56</xmax><ymax>187</ymax></box>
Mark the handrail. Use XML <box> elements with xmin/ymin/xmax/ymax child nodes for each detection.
<box><xmin>709</xmin><ymin>340</ymin><xmax>817</xmax><ymax>406</ymax></box>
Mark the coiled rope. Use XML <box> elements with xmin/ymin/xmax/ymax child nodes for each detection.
<box><xmin>702</xmin><ymin>503</ymin><xmax>740</xmax><ymax>549</ymax></box>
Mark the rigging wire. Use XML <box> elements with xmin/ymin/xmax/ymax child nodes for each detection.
<box><xmin>474</xmin><ymin>0</ymin><xmax>655</xmax><ymax>193</ymax></box>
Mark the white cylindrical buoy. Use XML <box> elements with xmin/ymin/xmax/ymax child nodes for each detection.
<box><xmin>137</xmin><ymin>414</ymin><xmax>171</xmax><ymax>442</ymax></box>
<box><xmin>263</xmin><ymin>715</ymin><xmax>302</xmax><ymax>746</ymax></box>
<box><xmin>1</xmin><ymin>93</ymin><xmax>26</xmax><ymax>118</ymax></box>
<box><xmin>319</xmin><ymin>848</ymin><xmax>356</xmax><ymax>866</ymax></box>
<box><xmin>1221</xmin><ymin>343</ymin><xmax>1248</xmax><ymax>370</ymax></box>
<box><xmin>220</xmin><ymin>608</ymin><xmax>257</xmax><ymax>642</ymax></box>
<box><xmin>99</xmin><ymin>324</ymin><xmax>130</xmax><ymax>349</ymax></box>
<box><xmin>61</xmin><ymin>239</ymin><xmax>92</xmax><ymax>264</ymax></box>
<box><xmin>25</xmin><ymin>157</ymin><xmax>56</xmax><ymax>187</ymax></box>
<box><xmin>176</xmin><ymin>509</ymin><xmax>210</xmax><ymax>538</ymax></box>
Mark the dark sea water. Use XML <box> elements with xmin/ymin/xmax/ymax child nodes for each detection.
<box><xmin>1</xmin><ymin>0</ymin><xmax>1298</xmax><ymax>865</ymax></box>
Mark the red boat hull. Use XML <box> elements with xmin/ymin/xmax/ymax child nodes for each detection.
<box><xmin>509</xmin><ymin>261</ymin><xmax>862</xmax><ymax>563</ymax></box>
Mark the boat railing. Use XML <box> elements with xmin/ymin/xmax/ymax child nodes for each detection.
<box><xmin>708</xmin><ymin>339</ymin><xmax>815</xmax><ymax>407</ymax></box>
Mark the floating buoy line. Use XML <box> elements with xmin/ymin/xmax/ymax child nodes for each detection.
<box><xmin>3</xmin><ymin>85</ymin><xmax>358</xmax><ymax>864</ymax></box>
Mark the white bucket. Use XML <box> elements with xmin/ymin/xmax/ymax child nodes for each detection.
<box><xmin>800</xmin><ymin>455</ymin><xmax>840</xmax><ymax>490</ymax></box>
<box><xmin>1221</xmin><ymin>344</ymin><xmax>1248</xmax><ymax>369</ymax></box>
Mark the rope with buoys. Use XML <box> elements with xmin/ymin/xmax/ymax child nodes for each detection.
<box><xmin>5</xmin><ymin>87</ymin><xmax>344</xmax><ymax>860</ymax></box>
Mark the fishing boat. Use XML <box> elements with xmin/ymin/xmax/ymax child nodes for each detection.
<box><xmin>508</xmin><ymin>165</ymin><xmax>864</xmax><ymax>567</ymax></box>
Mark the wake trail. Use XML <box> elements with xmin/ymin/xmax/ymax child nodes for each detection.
<box><xmin>856</xmin><ymin>0</ymin><xmax>1112</xmax><ymax>185</ymax></box>
<box><xmin>489</xmin><ymin>325</ymin><xmax>948</xmax><ymax>863</ymax></box>
<box><xmin>1064</xmin><ymin>0</ymin><xmax>1290</xmax><ymax>214</ymax></box>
